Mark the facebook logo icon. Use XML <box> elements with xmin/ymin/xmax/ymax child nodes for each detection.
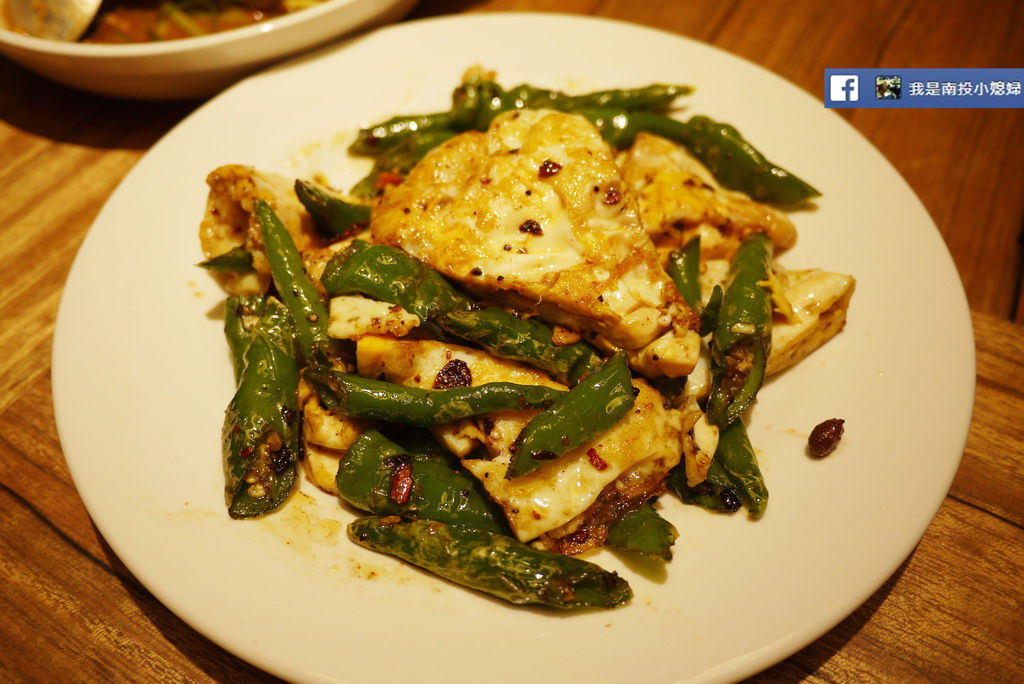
<box><xmin>830</xmin><ymin>74</ymin><xmax>860</xmax><ymax>101</ymax></box>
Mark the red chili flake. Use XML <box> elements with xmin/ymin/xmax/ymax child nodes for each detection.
<box><xmin>434</xmin><ymin>358</ymin><xmax>472</xmax><ymax>389</ymax></box>
<box><xmin>519</xmin><ymin>219</ymin><xmax>543</xmax><ymax>235</ymax></box>
<box><xmin>387</xmin><ymin>456</ymin><xmax>413</xmax><ymax>505</ymax></box>
<box><xmin>539</xmin><ymin>159</ymin><xmax>562</xmax><ymax>178</ymax></box>
<box><xmin>373</xmin><ymin>171</ymin><xmax>404</xmax><ymax>191</ymax></box>
<box><xmin>587</xmin><ymin>448</ymin><xmax>608</xmax><ymax>470</ymax></box>
<box><xmin>239</xmin><ymin>446</ymin><xmax>253</xmax><ymax>459</ymax></box>
<box><xmin>603</xmin><ymin>187</ymin><xmax>622</xmax><ymax>205</ymax></box>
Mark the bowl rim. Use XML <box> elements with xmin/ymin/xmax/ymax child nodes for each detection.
<box><xmin>0</xmin><ymin>0</ymin><xmax>369</xmax><ymax>56</ymax></box>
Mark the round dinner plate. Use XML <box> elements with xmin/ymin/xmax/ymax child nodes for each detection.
<box><xmin>52</xmin><ymin>13</ymin><xmax>975</xmax><ymax>683</ymax></box>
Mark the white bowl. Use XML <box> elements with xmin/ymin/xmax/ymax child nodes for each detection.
<box><xmin>0</xmin><ymin>0</ymin><xmax>416</xmax><ymax>99</ymax></box>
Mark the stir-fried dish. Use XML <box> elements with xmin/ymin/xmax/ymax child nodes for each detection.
<box><xmin>78</xmin><ymin>0</ymin><xmax>322</xmax><ymax>43</ymax></box>
<box><xmin>197</xmin><ymin>67</ymin><xmax>855</xmax><ymax>610</ymax></box>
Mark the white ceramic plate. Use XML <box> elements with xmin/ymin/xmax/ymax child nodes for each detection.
<box><xmin>52</xmin><ymin>13</ymin><xmax>975</xmax><ymax>683</ymax></box>
<box><xmin>0</xmin><ymin>0</ymin><xmax>415</xmax><ymax>99</ymax></box>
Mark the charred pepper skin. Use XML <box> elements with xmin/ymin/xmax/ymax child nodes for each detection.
<box><xmin>254</xmin><ymin>199</ymin><xmax>331</xmax><ymax>365</ymax></box>
<box><xmin>707</xmin><ymin>232</ymin><xmax>773</xmax><ymax>428</ymax></box>
<box><xmin>335</xmin><ymin>430</ymin><xmax>510</xmax><ymax>534</ymax></box>
<box><xmin>197</xmin><ymin>245</ymin><xmax>253</xmax><ymax>274</ymax></box>
<box><xmin>349</xmin><ymin>112</ymin><xmax>454</xmax><ymax>156</ymax></box>
<box><xmin>221</xmin><ymin>295</ymin><xmax>300</xmax><ymax>519</ymax></box>
<box><xmin>580</xmin><ymin>109</ymin><xmax>820</xmax><ymax>206</ymax></box>
<box><xmin>224</xmin><ymin>294</ymin><xmax>265</xmax><ymax>383</ymax></box>
<box><xmin>348</xmin><ymin>78</ymin><xmax>692</xmax><ymax>196</ymax></box>
<box><xmin>293</xmin><ymin>179</ymin><xmax>370</xmax><ymax>241</ymax></box>
<box><xmin>668</xmin><ymin>418</ymin><xmax>768</xmax><ymax>518</ymax></box>
<box><xmin>436</xmin><ymin>308</ymin><xmax>603</xmax><ymax>386</ymax></box>
<box><xmin>349</xmin><ymin>79</ymin><xmax>691</xmax><ymax>155</ymax></box>
<box><xmin>304</xmin><ymin>367</ymin><xmax>566</xmax><ymax>427</ymax></box>
<box><xmin>348</xmin><ymin>516</ymin><xmax>633</xmax><ymax>609</ymax></box>
<box><xmin>507</xmin><ymin>352</ymin><xmax>635</xmax><ymax>479</ymax></box>
<box><xmin>666</xmin><ymin>237</ymin><xmax>704</xmax><ymax>314</ymax></box>
<box><xmin>604</xmin><ymin>502</ymin><xmax>678</xmax><ymax>561</ymax></box>
<box><xmin>320</xmin><ymin>240</ymin><xmax>476</xmax><ymax>339</ymax></box>
<box><xmin>665</xmin><ymin>237</ymin><xmax>724</xmax><ymax>335</ymax></box>
<box><xmin>453</xmin><ymin>79</ymin><xmax>692</xmax><ymax>132</ymax></box>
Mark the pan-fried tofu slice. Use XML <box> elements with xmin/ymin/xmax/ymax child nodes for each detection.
<box><xmin>327</xmin><ymin>295</ymin><xmax>420</xmax><ymax>340</ymax></box>
<box><xmin>619</xmin><ymin>133</ymin><xmax>797</xmax><ymax>262</ymax></box>
<box><xmin>299</xmin><ymin>378</ymin><xmax>371</xmax><ymax>494</ymax></box>
<box><xmin>370</xmin><ymin>110</ymin><xmax>699</xmax><ymax>377</ymax></box>
<box><xmin>199</xmin><ymin>164</ymin><xmax>319</xmax><ymax>294</ymax></box>
<box><xmin>767</xmin><ymin>269</ymin><xmax>856</xmax><ymax>375</ymax></box>
<box><xmin>699</xmin><ymin>260</ymin><xmax>855</xmax><ymax>375</ymax></box>
<box><xmin>354</xmin><ymin>334</ymin><xmax>685</xmax><ymax>543</ymax></box>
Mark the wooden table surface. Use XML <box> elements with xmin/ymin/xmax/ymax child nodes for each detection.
<box><xmin>2</xmin><ymin>1</ymin><xmax>1022</xmax><ymax>681</ymax></box>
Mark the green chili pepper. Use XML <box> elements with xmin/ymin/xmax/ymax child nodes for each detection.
<box><xmin>714</xmin><ymin>417</ymin><xmax>768</xmax><ymax>517</ymax></box>
<box><xmin>224</xmin><ymin>294</ymin><xmax>265</xmax><ymax>384</ymax></box>
<box><xmin>507</xmin><ymin>352</ymin><xmax>635</xmax><ymax>479</ymax></box>
<box><xmin>666</xmin><ymin>237</ymin><xmax>703</xmax><ymax>313</ymax></box>
<box><xmin>348</xmin><ymin>516</ymin><xmax>633</xmax><ymax>609</ymax></box>
<box><xmin>349</xmin><ymin>112</ymin><xmax>454</xmax><ymax>156</ymax></box>
<box><xmin>604</xmin><ymin>502</ymin><xmax>678</xmax><ymax>561</ymax></box>
<box><xmin>352</xmin><ymin>78</ymin><xmax>691</xmax><ymax>156</ymax></box>
<box><xmin>335</xmin><ymin>429</ymin><xmax>509</xmax><ymax>534</ymax></box>
<box><xmin>435</xmin><ymin>308</ymin><xmax>603</xmax><ymax>386</ymax></box>
<box><xmin>667</xmin><ymin>418</ymin><xmax>768</xmax><ymax>518</ymax></box>
<box><xmin>254</xmin><ymin>199</ymin><xmax>331</xmax><ymax>365</ymax></box>
<box><xmin>304</xmin><ymin>366</ymin><xmax>566</xmax><ymax>427</ymax></box>
<box><xmin>706</xmin><ymin>232</ymin><xmax>773</xmax><ymax>427</ymax></box>
<box><xmin>580</xmin><ymin>109</ymin><xmax>820</xmax><ymax>205</ymax></box>
<box><xmin>457</xmin><ymin>78</ymin><xmax>693</xmax><ymax>132</ymax></box>
<box><xmin>197</xmin><ymin>246</ymin><xmax>254</xmax><ymax>274</ymax></box>
<box><xmin>666</xmin><ymin>237</ymin><xmax>724</xmax><ymax>336</ymax></box>
<box><xmin>221</xmin><ymin>295</ymin><xmax>300</xmax><ymax>519</ymax></box>
<box><xmin>350</xmin><ymin>129</ymin><xmax>458</xmax><ymax>198</ymax></box>
<box><xmin>699</xmin><ymin>285</ymin><xmax>724</xmax><ymax>334</ymax></box>
<box><xmin>320</xmin><ymin>240</ymin><xmax>476</xmax><ymax>338</ymax></box>
<box><xmin>294</xmin><ymin>179</ymin><xmax>370</xmax><ymax>241</ymax></box>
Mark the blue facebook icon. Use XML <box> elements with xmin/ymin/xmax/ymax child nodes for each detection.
<box><xmin>830</xmin><ymin>74</ymin><xmax>860</xmax><ymax>102</ymax></box>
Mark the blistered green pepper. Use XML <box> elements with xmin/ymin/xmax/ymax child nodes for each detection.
<box><xmin>348</xmin><ymin>516</ymin><xmax>633</xmax><ymax>609</ymax></box>
<box><xmin>605</xmin><ymin>502</ymin><xmax>678</xmax><ymax>561</ymax></box>
<box><xmin>436</xmin><ymin>308</ymin><xmax>603</xmax><ymax>386</ymax></box>
<box><xmin>255</xmin><ymin>199</ymin><xmax>331</xmax><ymax>365</ymax></box>
<box><xmin>335</xmin><ymin>430</ymin><xmax>509</xmax><ymax>534</ymax></box>
<box><xmin>320</xmin><ymin>240</ymin><xmax>476</xmax><ymax>339</ymax></box>
<box><xmin>350</xmin><ymin>129</ymin><xmax>458</xmax><ymax>198</ymax></box>
<box><xmin>304</xmin><ymin>366</ymin><xmax>565</xmax><ymax>427</ymax></box>
<box><xmin>665</xmin><ymin>236</ymin><xmax>725</xmax><ymax>335</ymax></box>
<box><xmin>507</xmin><ymin>352</ymin><xmax>635</xmax><ymax>479</ymax></box>
<box><xmin>706</xmin><ymin>232</ymin><xmax>773</xmax><ymax>428</ymax></box>
<box><xmin>580</xmin><ymin>109</ymin><xmax>820</xmax><ymax>205</ymax></box>
<box><xmin>197</xmin><ymin>245</ymin><xmax>254</xmax><ymax>274</ymax></box>
<box><xmin>668</xmin><ymin>418</ymin><xmax>767</xmax><ymax>518</ymax></box>
<box><xmin>294</xmin><ymin>179</ymin><xmax>370</xmax><ymax>241</ymax></box>
<box><xmin>350</xmin><ymin>78</ymin><xmax>691</xmax><ymax>155</ymax></box>
<box><xmin>221</xmin><ymin>295</ymin><xmax>300</xmax><ymax>518</ymax></box>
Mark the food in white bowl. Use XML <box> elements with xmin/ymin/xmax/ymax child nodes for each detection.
<box><xmin>0</xmin><ymin>0</ymin><xmax>416</xmax><ymax>99</ymax></box>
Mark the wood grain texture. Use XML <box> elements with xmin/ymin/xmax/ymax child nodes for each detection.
<box><xmin>1</xmin><ymin>0</ymin><xmax>1022</xmax><ymax>681</ymax></box>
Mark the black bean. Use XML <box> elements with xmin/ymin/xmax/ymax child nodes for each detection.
<box><xmin>719</xmin><ymin>488</ymin><xmax>741</xmax><ymax>512</ymax></box>
<box><xmin>808</xmin><ymin>418</ymin><xmax>845</xmax><ymax>458</ymax></box>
